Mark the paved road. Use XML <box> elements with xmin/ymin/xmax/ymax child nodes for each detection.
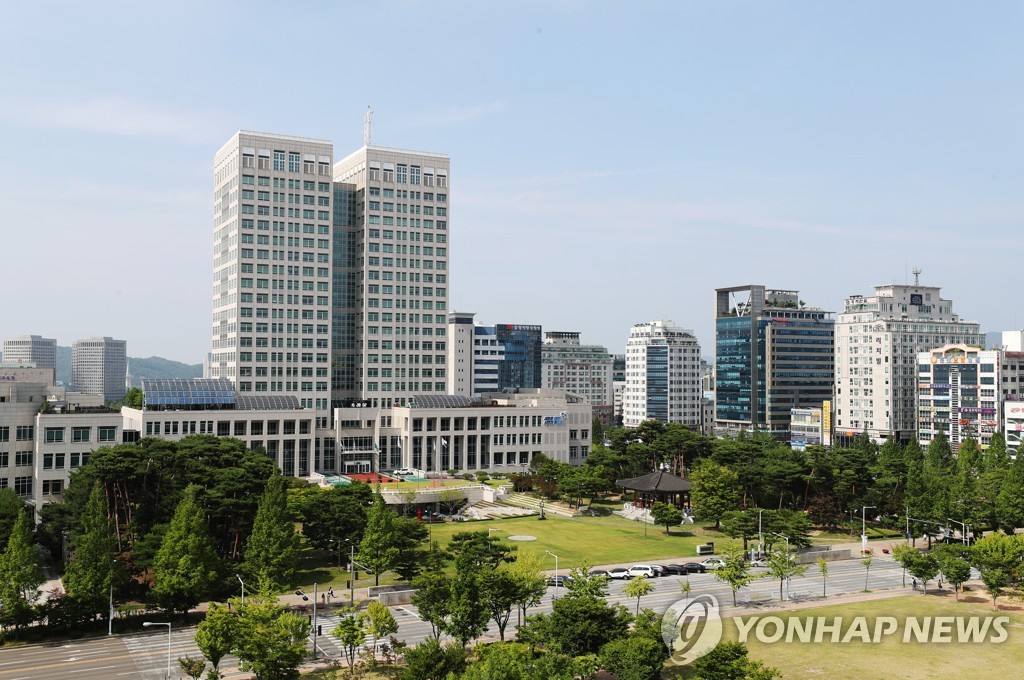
<box><xmin>0</xmin><ymin>555</ymin><xmax>914</xmax><ymax>678</ymax></box>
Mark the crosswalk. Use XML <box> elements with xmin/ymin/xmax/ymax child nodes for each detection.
<box><xmin>123</xmin><ymin>629</ymin><xmax>246</xmax><ymax>679</ymax></box>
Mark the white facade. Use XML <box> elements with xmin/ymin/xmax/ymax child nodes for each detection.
<box><xmin>334</xmin><ymin>389</ymin><xmax>592</xmax><ymax>474</ymax></box>
<box><xmin>541</xmin><ymin>331</ymin><xmax>613</xmax><ymax>424</ymax></box>
<box><xmin>623</xmin><ymin>320</ymin><xmax>702</xmax><ymax>428</ymax></box>
<box><xmin>210</xmin><ymin>132</ymin><xmax>335</xmax><ymax>425</ymax></box>
<box><xmin>834</xmin><ymin>282</ymin><xmax>981</xmax><ymax>444</ymax></box>
<box><xmin>333</xmin><ymin>145</ymin><xmax>451</xmax><ymax>409</ymax></box>
<box><xmin>445</xmin><ymin>312</ymin><xmax>476</xmax><ymax>396</ymax></box>
<box><xmin>2</xmin><ymin>336</ymin><xmax>56</xmax><ymax>370</ymax></box>
<box><xmin>72</xmin><ymin>336</ymin><xmax>127</xmax><ymax>402</ymax></box>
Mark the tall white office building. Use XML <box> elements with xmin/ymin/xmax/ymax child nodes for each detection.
<box><xmin>834</xmin><ymin>279</ymin><xmax>981</xmax><ymax>444</ymax></box>
<box><xmin>623</xmin><ymin>320</ymin><xmax>702</xmax><ymax>428</ymax></box>
<box><xmin>71</xmin><ymin>337</ymin><xmax>127</xmax><ymax>401</ymax></box>
<box><xmin>333</xmin><ymin>145</ymin><xmax>450</xmax><ymax>408</ymax></box>
<box><xmin>211</xmin><ymin>132</ymin><xmax>335</xmax><ymax>429</ymax></box>
<box><xmin>2</xmin><ymin>335</ymin><xmax>57</xmax><ymax>369</ymax></box>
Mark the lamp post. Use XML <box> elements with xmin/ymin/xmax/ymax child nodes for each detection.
<box><xmin>236</xmin><ymin>574</ymin><xmax>245</xmax><ymax>606</ymax></box>
<box><xmin>757</xmin><ymin>509</ymin><xmax>763</xmax><ymax>559</ymax></box>
<box><xmin>142</xmin><ymin>622</ymin><xmax>171</xmax><ymax>680</ymax></box>
<box><xmin>947</xmin><ymin>518</ymin><xmax>969</xmax><ymax>546</ymax></box>
<box><xmin>861</xmin><ymin>505</ymin><xmax>876</xmax><ymax>554</ymax></box>
<box><xmin>545</xmin><ymin>550</ymin><xmax>560</xmax><ymax>600</ymax></box>
<box><xmin>108</xmin><ymin>558</ymin><xmax>117</xmax><ymax>637</ymax></box>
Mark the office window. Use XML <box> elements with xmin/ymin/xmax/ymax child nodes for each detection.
<box><xmin>15</xmin><ymin>425</ymin><xmax>33</xmax><ymax>441</ymax></box>
<box><xmin>15</xmin><ymin>451</ymin><xmax>33</xmax><ymax>467</ymax></box>
<box><xmin>72</xmin><ymin>427</ymin><xmax>91</xmax><ymax>443</ymax></box>
<box><xmin>0</xmin><ymin>426</ymin><xmax>7</xmax><ymax>442</ymax></box>
<box><xmin>14</xmin><ymin>477</ymin><xmax>32</xmax><ymax>497</ymax></box>
<box><xmin>45</xmin><ymin>428</ymin><xmax>64</xmax><ymax>444</ymax></box>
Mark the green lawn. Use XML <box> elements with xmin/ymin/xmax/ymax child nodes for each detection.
<box><xmin>426</xmin><ymin>514</ymin><xmax>732</xmax><ymax>569</ymax></box>
<box><xmin>714</xmin><ymin>594</ymin><xmax>1024</xmax><ymax>680</ymax></box>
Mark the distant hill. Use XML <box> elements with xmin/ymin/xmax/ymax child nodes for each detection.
<box><xmin>0</xmin><ymin>347</ymin><xmax>204</xmax><ymax>388</ymax></box>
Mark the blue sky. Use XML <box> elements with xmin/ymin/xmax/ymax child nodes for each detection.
<box><xmin>1</xmin><ymin>1</ymin><xmax>1021</xmax><ymax>362</ymax></box>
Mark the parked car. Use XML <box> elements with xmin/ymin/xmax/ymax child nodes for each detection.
<box><xmin>701</xmin><ymin>557</ymin><xmax>726</xmax><ymax>570</ymax></box>
<box><xmin>627</xmin><ymin>565</ymin><xmax>656</xmax><ymax>579</ymax></box>
<box><xmin>651</xmin><ymin>565</ymin><xmax>668</xmax><ymax>577</ymax></box>
<box><xmin>393</xmin><ymin>468</ymin><xmax>414</xmax><ymax>476</ymax></box>
<box><xmin>588</xmin><ymin>569</ymin><xmax>611</xmax><ymax>579</ymax></box>
<box><xmin>680</xmin><ymin>562</ymin><xmax>708</xmax><ymax>574</ymax></box>
<box><xmin>547</xmin><ymin>575</ymin><xmax>574</xmax><ymax>587</ymax></box>
<box><xmin>749</xmin><ymin>557</ymin><xmax>770</xmax><ymax>568</ymax></box>
<box><xmin>607</xmin><ymin>567</ymin><xmax>631</xmax><ymax>579</ymax></box>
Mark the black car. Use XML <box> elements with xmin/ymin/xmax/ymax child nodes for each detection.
<box><xmin>663</xmin><ymin>564</ymin><xmax>688</xmax><ymax>575</ymax></box>
<box><xmin>547</xmin><ymin>575</ymin><xmax>574</xmax><ymax>587</ymax></box>
<box><xmin>681</xmin><ymin>562</ymin><xmax>707</xmax><ymax>574</ymax></box>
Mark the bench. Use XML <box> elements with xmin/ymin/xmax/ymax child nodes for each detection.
<box><xmin>741</xmin><ymin>592</ymin><xmax>773</xmax><ymax>606</ymax></box>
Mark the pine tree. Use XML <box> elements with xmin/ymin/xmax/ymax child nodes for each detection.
<box><xmin>152</xmin><ymin>485</ymin><xmax>220</xmax><ymax>614</ymax></box>
<box><xmin>0</xmin><ymin>508</ymin><xmax>45</xmax><ymax>632</ymax></box>
<box><xmin>359</xmin><ymin>494</ymin><xmax>400</xmax><ymax>586</ymax></box>
<box><xmin>243</xmin><ymin>474</ymin><xmax>299</xmax><ymax>589</ymax></box>
<box><xmin>64</xmin><ymin>483</ymin><xmax>116</xmax><ymax>621</ymax></box>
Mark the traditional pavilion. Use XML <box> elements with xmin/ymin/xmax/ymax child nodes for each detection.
<box><xmin>616</xmin><ymin>469</ymin><xmax>692</xmax><ymax>510</ymax></box>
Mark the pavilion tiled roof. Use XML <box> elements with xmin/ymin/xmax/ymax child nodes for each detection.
<box><xmin>616</xmin><ymin>469</ymin><xmax>692</xmax><ymax>493</ymax></box>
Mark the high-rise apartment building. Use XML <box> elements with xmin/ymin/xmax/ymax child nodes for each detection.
<box><xmin>541</xmin><ymin>331</ymin><xmax>614</xmax><ymax>424</ymax></box>
<box><xmin>714</xmin><ymin>286</ymin><xmax>834</xmax><ymax>438</ymax></box>
<box><xmin>211</xmin><ymin>132</ymin><xmax>335</xmax><ymax>427</ymax></box>
<box><xmin>71</xmin><ymin>337</ymin><xmax>127</xmax><ymax>401</ymax></box>
<box><xmin>623</xmin><ymin>320</ymin><xmax>702</xmax><ymax>428</ymax></box>
<box><xmin>834</xmin><ymin>279</ymin><xmax>981</xmax><ymax>444</ymax></box>
<box><xmin>2</xmin><ymin>335</ymin><xmax>56</xmax><ymax>369</ymax></box>
<box><xmin>333</xmin><ymin>145</ymin><xmax>451</xmax><ymax>409</ymax></box>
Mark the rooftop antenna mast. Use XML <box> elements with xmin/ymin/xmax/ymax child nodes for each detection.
<box><xmin>912</xmin><ymin>267</ymin><xmax>921</xmax><ymax>286</ymax></box>
<box><xmin>363</xmin><ymin>105</ymin><xmax>373</xmax><ymax>147</ymax></box>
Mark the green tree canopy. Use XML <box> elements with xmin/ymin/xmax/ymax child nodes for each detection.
<box><xmin>152</xmin><ymin>485</ymin><xmax>221</xmax><ymax>614</ymax></box>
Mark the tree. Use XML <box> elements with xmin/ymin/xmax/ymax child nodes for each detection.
<box><xmin>411</xmin><ymin>569</ymin><xmax>450</xmax><ymax>639</ymax></box>
<box><xmin>690</xmin><ymin>461</ymin><xmax>741</xmax><ymax>529</ymax></box>
<box><xmin>562</xmin><ymin>563</ymin><xmax>609</xmax><ymax>599</ymax></box>
<box><xmin>905</xmin><ymin>552</ymin><xmax>940</xmax><ymax>594</ymax></box>
<box><xmin>517</xmin><ymin>594</ymin><xmax>631</xmax><ymax>657</ymax></box>
<box><xmin>861</xmin><ymin>555</ymin><xmax>873</xmax><ymax>592</ymax></box>
<box><xmin>690</xmin><ymin>641</ymin><xmax>781</xmax><ymax>680</ymax></box>
<box><xmin>438</xmin><ymin>488</ymin><xmax>463</xmax><ymax>515</ymax></box>
<box><xmin>64</xmin><ymin>483</ymin><xmax>117</xmax><ymax>623</ymax></box>
<box><xmin>179</xmin><ymin>656</ymin><xmax>207</xmax><ymax>680</ymax></box>
<box><xmin>124</xmin><ymin>386</ymin><xmax>144</xmax><ymax>409</ymax></box>
<box><xmin>152</xmin><ymin>485</ymin><xmax>220</xmax><ymax>614</ymax></box>
<box><xmin>233</xmin><ymin>587</ymin><xmax>309</xmax><ymax>680</ymax></box>
<box><xmin>680</xmin><ymin>578</ymin><xmax>692</xmax><ymax>603</ymax></box>
<box><xmin>398</xmin><ymin>637</ymin><xmax>466</xmax><ymax>680</ymax></box>
<box><xmin>939</xmin><ymin>555</ymin><xmax>971</xmax><ymax>602</ymax></box>
<box><xmin>332</xmin><ymin>608</ymin><xmax>367</xmax><ymax>668</ymax></box>
<box><xmin>460</xmin><ymin>641</ymin><xmax>587</xmax><ymax>680</ymax></box>
<box><xmin>243</xmin><ymin>474</ymin><xmax>299</xmax><ymax>590</ymax></box>
<box><xmin>360</xmin><ymin>601</ymin><xmax>398</xmax><ymax>666</ymax></box>
<box><xmin>358</xmin><ymin>494</ymin><xmax>400</xmax><ymax>587</ymax></box>
<box><xmin>891</xmin><ymin>543</ymin><xmax>915</xmax><ymax>588</ymax></box>
<box><xmin>714</xmin><ymin>550</ymin><xmax>753</xmax><ymax>607</ymax></box>
<box><xmin>0</xmin><ymin>508</ymin><xmax>44</xmax><ymax>633</ymax></box>
<box><xmin>445</xmin><ymin>555</ymin><xmax>489</xmax><ymax>647</ymax></box>
<box><xmin>446</xmin><ymin>531</ymin><xmax>516</xmax><ymax>568</ymax></box>
<box><xmin>391</xmin><ymin>515</ymin><xmax>430</xmax><ymax>582</ymax></box>
<box><xmin>599</xmin><ymin>636</ymin><xmax>665</xmax><ymax>680</ymax></box>
<box><xmin>508</xmin><ymin>550</ymin><xmax>548</xmax><ymax>627</ymax></box>
<box><xmin>624</xmin><ymin>575</ymin><xmax>654</xmax><ymax>615</ymax></box>
<box><xmin>297</xmin><ymin>482</ymin><xmax>373</xmax><ymax>551</ymax></box>
<box><xmin>765</xmin><ymin>548</ymin><xmax>807</xmax><ymax>601</ymax></box>
<box><xmin>981</xmin><ymin>568</ymin><xmax>1010</xmax><ymax>610</ymax></box>
<box><xmin>721</xmin><ymin>510</ymin><xmax>759</xmax><ymax>553</ymax></box>
<box><xmin>0</xmin><ymin>489</ymin><xmax>23</xmax><ymax>553</ymax></box>
<box><xmin>195</xmin><ymin>602</ymin><xmax>236</xmax><ymax>679</ymax></box>
<box><xmin>650</xmin><ymin>502</ymin><xmax>683</xmax><ymax>535</ymax></box>
<box><xmin>480</xmin><ymin>569</ymin><xmax>521</xmax><ymax>641</ymax></box>
<box><xmin>817</xmin><ymin>557</ymin><xmax>829</xmax><ymax>598</ymax></box>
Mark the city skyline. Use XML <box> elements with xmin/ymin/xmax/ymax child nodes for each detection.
<box><xmin>2</xmin><ymin>2</ymin><xmax>1022</xmax><ymax>363</ymax></box>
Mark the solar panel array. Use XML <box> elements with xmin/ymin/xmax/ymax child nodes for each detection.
<box><xmin>409</xmin><ymin>394</ymin><xmax>475</xmax><ymax>409</ymax></box>
<box><xmin>142</xmin><ymin>378</ymin><xmax>236</xmax><ymax>407</ymax></box>
<box><xmin>237</xmin><ymin>395</ymin><xmax>303</xmax><ymax>410</ymax></box>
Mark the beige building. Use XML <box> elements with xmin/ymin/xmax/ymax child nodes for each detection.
<box><xmin>333</xmin><ymin>389</ymin><xmax>592</xmax><ymax>475</ymax></box>
<box><xmin>623</xmin><ymin>320</ymin><xmax>702</xmax><ymax>428</ymax></box>
<box><xmin>2</xmin><ymin>335</ymin><xmax>57</xmax><ymax>370</ymax></box>
<box><xmin>541</xmin><ymin>332</ymin><xmax>614</xmax><ymax>425</ymax></box>
<box><xmin>72</xmin><ymin>336</ymin><xmax>127</xmax><ymax>401</ymax></box>
<box><xmin>834</xmin><ymin>280</ymin><xmax>981</xmax><ymax>444</ymax></box>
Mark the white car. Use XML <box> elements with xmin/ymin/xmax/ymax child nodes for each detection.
<box><xmin>701</xmin><ymin>557</ymin><xmax>726</xmax><ymax>570</ymax></box>
<box><xmin>393</xmin><ymin>468</ymin><xmax>414</xmax><ymax>476</ymax></box>
<box><xmin>627</xmin><ymin>565</ymin><xmax>656</xmax><ymax>579</ymax></box>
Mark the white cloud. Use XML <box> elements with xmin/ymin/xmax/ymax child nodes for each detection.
<box><xmin>1</xmin><ymin>94</ymin><xmax>222</xmax><ymax>144</ymax></box>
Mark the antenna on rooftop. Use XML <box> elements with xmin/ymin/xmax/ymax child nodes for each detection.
<box><xmin>363</xmin><ymin>105</ymin><xmax>373</xmax><ymax>146</ymax></box>
<box><xmin>912</xmin><ymin>267</ymin><xmax>922</xmax><ymax>286</ymax></box>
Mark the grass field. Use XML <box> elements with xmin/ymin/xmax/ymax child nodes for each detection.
<box><xmin>716</xmin><ymin>594</ymin><xmax>1024</xmax><ymax>680</ymax></box>
<box><xmin>426</xmin><ymin>513</ymin><xmax>732</xmax><ymax>570</ymax></box>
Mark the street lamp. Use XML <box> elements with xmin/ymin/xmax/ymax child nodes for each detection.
<box><xmin>862</xmin><ymin>505</ymin><xmax>876</xmax><ymax>554</ymax></box>
<box><xmin>236</xmin><ymin>574</ymin><xmax>245</xmax><ymax>606</ymax></box>
<box><xmin>947</xmin><ymin>518</ymin><xmax>969</xmax><ymax>546</ymax></box>
<box><xmin>757</xmin><ymin>509</ymin><xmax>764</xmax><ymax>559</ymax></box>
<box><xmin>142</xmin><ymin>621</ymin><xmax>171</xmax><ymax>680</ymax></box>
<box><xmin>545</xmin><ymin>550</ymin><xmax>560</xmax><ymax>600</ymax></box>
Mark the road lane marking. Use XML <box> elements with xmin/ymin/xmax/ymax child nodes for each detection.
<box><xmin>68</xmin><ymin>665</ymin><xmax>118</xmax><ymax>674</ymax></box>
